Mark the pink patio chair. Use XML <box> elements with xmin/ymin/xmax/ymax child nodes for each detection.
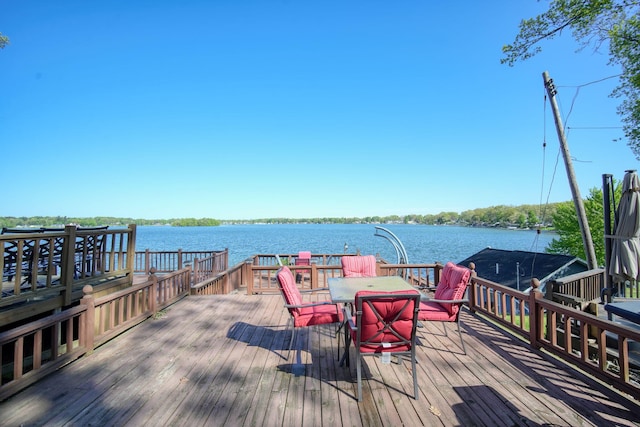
<box><xmin>343</xmin><ymin>290</ymin><xmax>421</xmax><ymax>401</ymax></box>
<box><xmin>341</xmin><ymin>255</ymin><xmax>377</xmax><ymax>278</ymax></box>
<box><xmin>294</xmin><ymin>251</ymin><xmax>312</xmax><ymax>283</ymax></box>
<box><xmin>276</xmin><ymin>266</ymin><xmax>343</xmax><ymax>355</ymax></box>
<box><xmin>418</xmin><ymin>261</ymin><xmax>472</xmax><ymax>354</ymax></box>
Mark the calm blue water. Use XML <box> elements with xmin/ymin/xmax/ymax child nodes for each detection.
<box><xmin>134</xmin><ymin>224</ymin><xmax>556</xmax><ymax>267</ymax></box>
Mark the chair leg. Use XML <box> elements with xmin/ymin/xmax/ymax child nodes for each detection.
<box><xmin>287</xmin><ymin>319</ymin><xmax>296</xmax><ymax>354</ymax></box>
<box><xmin>356</xmin><ymin>351</ymin><xmax>363</xmax><ymax>402</ymax></box>
<box><xmin>457</xmin><ymin>321</ymin><xmax>466</xmax><ymax>355</ymax></box>
<box><xmin>411</xmin><ymin>349</ymin><xmax>419</xmax><ymax>400</ymax></box>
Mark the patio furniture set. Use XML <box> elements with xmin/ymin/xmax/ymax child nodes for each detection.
<box><xmin>276</xmin><ymin>254</ymin><xmax>471</xmax><ymax>402</ymax></box>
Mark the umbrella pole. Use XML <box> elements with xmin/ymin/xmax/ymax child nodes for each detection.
<box><xmin>603</xmin><ymin>174</ymin><xmax>615</xmax><ymax>302</ymax></box>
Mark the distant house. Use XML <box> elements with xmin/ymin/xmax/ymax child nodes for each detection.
<box><xmin>458</xmin><ymin>247</ymin><xmax>588</xmax><ymax>293</ymax></box>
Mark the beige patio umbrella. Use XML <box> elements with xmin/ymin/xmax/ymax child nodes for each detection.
<box><xmin>608</xmin><ymin>170</ymin><xmax>640</xmax><ymax>284</ymax></box>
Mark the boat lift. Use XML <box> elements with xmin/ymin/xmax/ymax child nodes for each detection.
<box><xmin>373</xmin><ymin>226</ymin><xmax>409</xmax><ymax>264</ymax></box>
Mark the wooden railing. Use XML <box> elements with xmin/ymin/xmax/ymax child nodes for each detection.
<box><xmin>547</xmin><ymin>268</ymin><xmax>605</xmax><ymax>309</ymax></box>
<box><xmin>0</xmin><ymin>270</ymin><xmax>189</xmax><ymax>401</ymax></box>
<box><xmin>245</xmin><ymin>254</ymin><xmax>444</xmax><ymax>295</ymax></box>
<box><xmin>1</xmin><ymin>225</ymin><xmax>136</xmax><ymax>325</ymax></box>
<box><xmin>468</xmin><ymin>275</ymin><xmax>640</xmax><ymax>400</ymax></box>
<box><xmin>192</xmin><ymin>250</ymin><xmax>228</xmax><ymax>284</ymax></box>
<box><xmin>134</xmin><ymin>249</ymin><xmax>228</xmax><ymax>274</ymax></box>
<box><xmin>191</xmin><ymin>260</ymin><xmax>251</xmax><ymax>296</ymax></box>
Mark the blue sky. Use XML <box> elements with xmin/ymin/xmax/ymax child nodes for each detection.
<box><xmin>1</xmin><ymin>1</ymin><xmax>636</xmax><ymax>220</ymax></box>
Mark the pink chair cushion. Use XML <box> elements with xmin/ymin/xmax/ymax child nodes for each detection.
<box><xmin>431</xmin><ymin>262</ymin><xmax>471</xmax><ymax>316</ymax></box>
<box><xmin>352</xmin><ymin>290</ymin><xmax>418</xmax><ymax>353</ymax></box>
<box><xmin>341</xmin><ymin>255</ymin><xmax>377</xmax><ymax>278</ymax></box>
<box><xmin>295</xmin><ymin>304</ymin><xmax>342</xmax><ymax>327</ymax></box>
<box><xmin>418</xmin><ymin>300</ymin><xmax>456</xmax><ymax>322</ymax></box>
<box><xmin>277</xmin><ymin>267</ymin><xmax>303</xmax><ymax>315</ymax></box>
<box><xmin>277</xmin><ymin>266</ymin><xmax>342</xmax><ymax>325</ymax></box>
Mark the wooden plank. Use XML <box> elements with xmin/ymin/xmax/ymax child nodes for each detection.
<box><xmin>216</xmin><ymin>295</ymin><xmax>285</xmax><ymax>426</ymax></box>
<box><xmin>317</xmin><ymin>319</ymin><xmax>341</xmax><ymax>426</ymax></box>
<box><xmin>457</xmin><ymin>312</ymin><xmax>593</xmax><ymax>426</ymax></box>
<box><xmin>120</xmin><ymin>296</ymin><xmax>237</xmax><ymax>425</ymax></box>
<box><xmin>242</xmin><ymin>303</ymin><xmax>290</xmax><ymax>427</ymax></box>
<box><xmin>168</xmin><ymin>297</ymin><xmax>272</xmax><ymax>426</ymax></box>
<box><xmin>1</xmin><ymin>302</ymin><xmax>198</xmax><ymax>426</ymax></box>
<box><xmin>67</xmin><ymin>300</ymin><xmax>218</xmax><ymax>425</ymax></box>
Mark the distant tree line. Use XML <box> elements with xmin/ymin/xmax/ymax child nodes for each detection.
<box><xmin>1</xmin><ymin>195</ymin><xmax>617</xmax><ymax>266</ymax></box>
<box><xmin>239</xmin><ymin>203</ymin><xmax>559</xmax><ymax>229</ymax></box>
<box><xmin>0</xmin><ymin>216</ymin><xmax>221</xmax><ymax>229</ymax></box>
<box><xmin>0</xmin><ymin>204</ymin><xmax>558</xmax><ymax>230</ymax></box>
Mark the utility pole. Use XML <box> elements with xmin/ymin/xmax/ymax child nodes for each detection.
<box><xmin>543</xmin><ymin>71</ymin><xmax>598</xmax><ymax>269</ymax></box>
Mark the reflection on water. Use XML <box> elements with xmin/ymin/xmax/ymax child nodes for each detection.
<box><xmin>135</xmin><ymin>224</ymin><xmax>556</xmax><ymax>267</ymax></box>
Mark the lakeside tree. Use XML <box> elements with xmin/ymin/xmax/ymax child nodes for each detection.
<box><xmin>502</xmin><ymin>0</ymin><xmax>640</xmax><ymax>158</ymax></box>
<box><xmin>547</xmin><ymin>184</ymin><xmax>621</xmax><ymax>266</ymax></box>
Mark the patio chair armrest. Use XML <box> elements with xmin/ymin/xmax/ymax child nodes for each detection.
<box><xmin>421</xmin><ymin>297</ymin><xmax>469</xmax><ymax>305</ymax></box>
<box><xmin>299</xmin><ymin>288</ymin><xmax>329</xmax><ymax>294</ymax></box>
<box><xmin>284</xmin><ymin>301</ymin><xmax>336</xmax><ymax>309</ymax></box>
<box><xmin>342</xmin><ymin>305</ymin><xmax>357</xmax><ymax>331</ymax></box>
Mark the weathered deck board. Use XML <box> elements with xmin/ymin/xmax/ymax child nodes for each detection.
<box><xmin>1</xmin><ymin>293</ymin><xmax>639</xmax><ymax>427</ymax></box>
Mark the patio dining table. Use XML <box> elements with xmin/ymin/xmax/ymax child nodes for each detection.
<box><xmin>604</xmin><ymin>300</ymin><xmax>640</xmax><ymax>325</ymax></box>
<box><xmin>328</xmin><ymin>275</ymin><xmax>417</xmax><ymax>304</ymax></box>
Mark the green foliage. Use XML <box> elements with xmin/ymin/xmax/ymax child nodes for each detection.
<box><xmin>547</xmin><ymin>184</ymin><xmax>621</xmax><ymax>266</ymax></box>
<box><xmin>502</xmin><ymin>0</ymin><xmax>640</xmax><ymax>158</ymax></box>
<box><xmin>171</xmin><ymin>218</ymin><xmax>221</xmax><ymax>227</ymax></box>
<box><xmin>0</xmin><ymin>32</ymin><xmax>8</xmax><ymax>49</ymax></box>
<box><xmin>0</xmin><ymin>216</ymin><xmax>220</xmax><ymax>228</ymax></box>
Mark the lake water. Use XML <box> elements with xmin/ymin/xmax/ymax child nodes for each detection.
<box><xmin>134</xmin><ymin>224</ymin><xmax>556</xmax><ymax>267</ymax></box>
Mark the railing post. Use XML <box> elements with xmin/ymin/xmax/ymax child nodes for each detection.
<box><xmin>178</xmin><ymin>249</ymin><xmax>183</xmax><ymax>271</ymax></box>
<box><xmin>149</xmin><ymin>267</ymin><xmax>158</xmax><ymax>315</ymax></box>
<box><xmin>529</xmin><ymin>278</ymin><xmax>543</xmax><ymax>350</ymax></box>
<box><xmin>467</xmin><ymin>262</ymin><xmax>477</xmax><ymax>314</ymax></box>
<box><xmin>193</xmin><ymin>257</ymin><xmax>199</xmax><ymax>286</ymax></box>
<box><xmin>127</xmin><ymin>224</ymin><xmax>136</xmax><ymax>277</ymax></box>
<box><xmin>434</xmin><ymin>262</ymin><xmax>443</xmax><ymax>286</ymax></box>
<box><xmin>81</xmin><ymin>285</ymin><xmax>95</xmax><ymax>354</ymax></box>
<box><xmin>145</xmin><ymin>249</ymin><xmax>151</xmax><ymax>274</ymax></box>
<box><xmin>62</xmin><ymin>225</ymin><xmax>78</xmax><ymax>305</ymax></box>
<box><xmin>223</xmin><ymin>268</ymin><xmax>229</xmax><ymax>294</ymax></box>
<box><xmin>310</xmin><ymin>263</ymin><xmax>319</xmax><ymax>289</ymax></box>
<box><xmin>545</xmin><ymin>279</ymin><xmax>556</xmax><ymax>301</ymax></box>
<box><xmin>245</xmin><ymin>260</ymin><xmax>254</xmax><ymax>295</ymax></box>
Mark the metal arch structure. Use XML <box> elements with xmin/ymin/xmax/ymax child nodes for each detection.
<box><xmin>374</xmin><ymin>226</ymin><xmax>409</xmax><ymax>264</ymax></box>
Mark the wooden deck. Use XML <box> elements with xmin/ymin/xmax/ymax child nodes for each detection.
<box><xmin>1</xmin><ymin>293</ymin><xmax>639</xmax><ymax>426</ymax></box>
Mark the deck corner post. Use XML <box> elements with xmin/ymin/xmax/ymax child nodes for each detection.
<box><xmin>81</xmin><ymin>285</ymin><xmax>95</xmax><ymax>354</ymax></box>
<box><xmin>245</xmin><ymin>261</ymin><xmax>254</xmax><ymax>295</ymax></box>
<box><xmin>311</xmin><ymin>263</ymin><xmax>318</xmax><ymax>289</ymax></box>
<box><xmin>62</xmin><ymin>224</ymin><xmax>78</xmax><ymax>305</ymax></box>
<box><xmin>434</xmin><ymin>262</ymin><xmax>443</xmax><ymax>286</ymax></box>
<box><xmin>193</xmin><ymin>257</ymin><xmax>200</xmax><ymax>285</ymax></box>
<box><xmin>149</xmin><ymin>267</ymin><xmax>158</xmax><ymax>315</ymax></box>
<box><xmin>529</xmin><ymin>278</ymin><xmax>543</xmax><ymax>349</ymax></box>
<box><xmin>467</xmin><ymin>262</ymin><xmax>477</xmax><ymax>314</ymax></box>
